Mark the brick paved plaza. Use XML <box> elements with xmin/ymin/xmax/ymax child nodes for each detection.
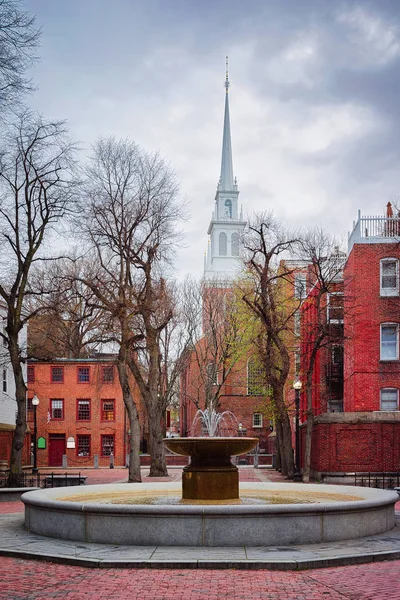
<box><xmin>0</xmin><ymin>556</ymin><xmax>400</xmax><ymax>600</ymax></box>
<box><xmin>1</xmin><ymin>468</ymin><xmax>400</xmax><ymax>599</ymax></box>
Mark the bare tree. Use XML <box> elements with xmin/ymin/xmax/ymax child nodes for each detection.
<box><xmin>240</xmin><ymin>213</ymin><xmax>299</xmax><ymax>478</ymax></box>
<box><xmin>28</xmin><ymin>258</ymin><xmax>111</xmax><ymax>360</ymax></box>
<box><xmin>76</xmin><ymin>137</ymin><xmax>184</xmax><ymax>479</ymax></box>
<box><xmin>0</xmin><ymin>111</ymin><xmax>78</xmax><ymax>476</ymax></box>
<box><xmin>0</xmin><ymin>0</ymin><xmax>40</xmax><ymax>112</ymax></box>
<box><xmin>180</xmin><ymin>276</ymin><xmax>251</xmax><ymax>422</ymax></box>
<box><xmin>298</xmin><ymin>230</ymin><xmax>346</xmax><ymax>482</ymax></box>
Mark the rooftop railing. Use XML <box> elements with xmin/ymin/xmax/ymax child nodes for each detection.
<box><xmin>348</xmin><ymin>210</ymin><xmax>400</xmax><ymax>252</ymax></box>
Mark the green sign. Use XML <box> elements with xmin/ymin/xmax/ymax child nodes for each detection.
<box><xmin>37</xmin><ymin>437</ymin><xmax>46</xmax><ymax>449</ymax></box>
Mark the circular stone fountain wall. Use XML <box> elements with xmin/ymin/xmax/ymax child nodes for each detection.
<box><xmin>22</xmin><ymin>482</ymin><xmax>397</xmax><ymax>547</ymax></box>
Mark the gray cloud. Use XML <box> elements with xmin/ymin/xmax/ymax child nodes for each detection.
<box><xmin>23</xmin><ymin>0</ymin><xmax>400</xmax><ymax>277</ymax></box>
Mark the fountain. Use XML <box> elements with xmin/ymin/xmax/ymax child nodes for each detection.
<box><xmin>21</xmin><ymin>409</ymin><xmax>398</xmax><ymax>547</ymax></box>
<box><xmin>164</xmin><ymin>408</ymin><xmax>258</xmax><ymax>500</ymax></box>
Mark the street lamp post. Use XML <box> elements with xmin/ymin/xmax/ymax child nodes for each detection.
<box><xmin>31</xmin><ymin>394</ymin><xmax>40</xmax><ymax>474</ymax></box>
<box><xmin>292</xmin><ymin>379</ymin><xmax>302</xmax><ymax>482</ymax></box>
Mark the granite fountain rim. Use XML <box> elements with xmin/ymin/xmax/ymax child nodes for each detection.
<box><xmin>21</xmin><ymin>481</ymin><xmax>398</xmax><ymax>515</ymax></box>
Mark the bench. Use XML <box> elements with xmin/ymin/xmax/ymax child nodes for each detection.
<box><xmin>43</xmin><ymin>475</ymin><xmax>87</xmax><ymax>488</ymax></box>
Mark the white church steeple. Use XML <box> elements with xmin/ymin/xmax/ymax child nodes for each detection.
<box><xmin>204</xmin><ymin>58</ymin><xmax>246</xmax><ymax>282</ymax></box>
<box><xmin>219</xmin><ymin>58</ymin><xmax>234</xmax><ymax>192</ymax></box>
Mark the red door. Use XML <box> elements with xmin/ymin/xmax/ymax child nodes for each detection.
<box><xmin>48</xmin><ymin>435</ymin><xmax>65</xmax><ymax>467</ymax></box>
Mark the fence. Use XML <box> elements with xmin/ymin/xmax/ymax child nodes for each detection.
<box><xmin>0</xmin><ymin>471</ymin><xmax>86</xmax><ymax>489</ymax></box>
<box><xmin>354</xmin><ymin>472</ymin><xmax>400</xmax><ymax>490</ymax></box>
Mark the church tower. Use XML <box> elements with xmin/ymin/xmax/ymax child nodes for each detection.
<box><xmin>203</xmin><ymin>58</ymin><xmax>246</xmax><ymax>283</ymax></box>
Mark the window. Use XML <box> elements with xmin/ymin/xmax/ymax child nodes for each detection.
<box><xmin>327</xmin><ymin>292</ymin><xmax>344</xmax><ymax>323</ymax></box>
<box><xmin>102</xmin><ymin>366</ymin><xmax>115</xmax><ymax>383</ymax></box>
<box><xmin>380</xmin><ymin>388</ymin><xmax>398</xmax><ymax>411</ymax></box>
<box><xmin>224</xmin><ymin>199</ymin><xmax>232</xmax><ymax>218</ymax></box>
<box><xmin>294</xmin><ymin>351</ymin><xmax>301</xmax><ymax>376</ymax></box>
<box><xmin>294</xmin><ymin>274</ymin><xmax>307</xmax><ymax>300</ymax></box>
<box><xmin>101</xmin><ymin>434</ymin><xmax>114</xmax><ymax>456</ymax></box>
<box><xmin>77</xmin><ymin>367</ymin><xmax>90</xmax><ymax>383</ymax></box>
<box><xmin>77</xmin><ymin>435</ymin><xmax>91</xmax><ymax>457</ymax></box>
<box><xmin>381</xmin><ymin>324</ymin><xmax>398</xmax><ymax>360</ymax></box>
<box><xmin>77</xmin><ymin>399</ymin><xmax>90</xmax><ymax>421</ymax></box>
<box><xmin>231</xmin><ymin>232</ymin><xmax>239</xmax><ymax>256</ymax></box>
<box><xmin>294</xmin><ymin>310</ymin><xmax>300</xmax><ymax>336</ymax></box>
<box><xmin>50</xmin><ymin>398</ymin><xmax>64</xmax><ymax>419</ymax></box>
<box><xmin>252</xmin><ymin>413</ymin><xmax>263</xmax><ymax>428</ymax></box>
<box><xmin>27</xmin><ymin>398</ymin><xmax>33</xmax><ymax>421</ymax></box>
<box><xmin>380</xmin><ymin>259</ymin><xmax>399</xmax><ymax>296</ymax></box>
<box><xmin>2</xmin><ymin>369</ymin><xmax>6</xmax><ymax>393</ymax></box>
<box><xmin>102</xmin><ymin>399</ymin><xmax>115</xmax><ymax>421</ymax></box>
<box><xmin>219</xmin><ymin>232</ymin><xmax>227</xmax><ymax>256</ymax></box>
<box><xmin>51</xmin><ymin>366</ymin><xmax>64</xmax><ymax>383</ymax></box>
<box><xmin>331</xmin><ymin>346</ymin><xmax>343</xmax><ymax>365</ymax></box>
<box><xmin>27</xmin><ymin>366</ymin><xmax>35</xmax><ymax>383</ymax></box>
<box><xmin>247</xmin><ymin>357</ymin><xmax>266</xmax><ymax>395</ymax></box>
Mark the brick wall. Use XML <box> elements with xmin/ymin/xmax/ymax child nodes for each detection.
<box><xmin>302</xmin><ymin>413</ymin><xmax>400</xmax><ymax>474</ymax></box>
<box><xmin>344</xmin><ymin>242</ymin><xmax>400</xmax><ymax>412</ymax></box>
<box><xmin>27</xmin><ymin>360</ymin><xmax>143</xmax><ymax>468</ymax></box>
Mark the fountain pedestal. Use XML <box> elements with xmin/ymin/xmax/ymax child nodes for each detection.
<box><xmin>164</xmin><ymin>437</ymin><xmax>258</xmax><ymax>501</ymax></box>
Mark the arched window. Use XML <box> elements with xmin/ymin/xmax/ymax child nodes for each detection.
<box><xmin>247</xmin><ymin>357</ymin><xmax>266</xmax><ymax>395</ymax></box>
<box><xmin>219</xmin><ymin>232</ymin><xmax>227</xmax><ymax>256</ymax></box>
<box><xmin>231</xmin><ymin>232</ymin><xmax>239</xmax><ymax>256</ymax></box>
<box><xmin>224</xmin><ymin>199</ymin><xmax>232</xmax><ymax>218</ymax></box>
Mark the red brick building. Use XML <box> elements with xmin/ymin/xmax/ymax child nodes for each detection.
<box><xmin>180</xmin><ymin>348</ymin><xmax>273</xmax><ymax>454</ymax></box>
<box><xmin>27</xmin><ymin>358</ymin><xmax>140</xmax><ymax>468</ymax></box>
<box><xmin>304</xmin><ymin>207</ymin><xmax>400</xmax><ymax>477</ymax></box>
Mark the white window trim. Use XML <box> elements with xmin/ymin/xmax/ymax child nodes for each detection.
<box><xmin>380</xmin><ymin>258</ymin><xmax>399</xmax><ymax>297</ymax></box>
<box><xmin>380</xmin><ymin>323</ymin><xmax>399</xmax><ymax>361</ymax></box>
<box><xmin>252</xmin><ymin>413</ymin><xmax>263</xmax><ymax>428</ymax></box>
<box><xmin>380</xmin><ymin>388</ymin><xmax>399</xmax><ymax>411</ymax></box>
<box><xmin>326</xmin><ymin>291</ymin><xmax>344</xmax><ymax>324</ymax></box>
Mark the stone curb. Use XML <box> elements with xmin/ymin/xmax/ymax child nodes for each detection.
<box><xmin>1</xmin><ymin>547</ymin><xmax>400</xmax><ymax>571</ymax></box>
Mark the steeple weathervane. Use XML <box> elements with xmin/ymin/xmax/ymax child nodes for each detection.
<box><xmin>225</xmin><ymin>56</ymin><xmax>230</xmax><ymax>92</ymax></box>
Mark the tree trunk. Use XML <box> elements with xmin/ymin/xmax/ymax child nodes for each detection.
<box><xmin>117</xmin><ymin>356</ymin><xmax>141</xmax><ymax>482</ymax></box>
<box><xmin>147</xmin><ymin>396</ymin><xmax>168</xmax><ymax>477</ymax></box>
<box><xmin>275</xmin><ymin>420</ymin><xmax>283</xmax><ymax>472</ymax></box>
<box><xmin>274</xmin><ymin>388</ymin><xmax>294</xmax><ymax>479</ymax></box>
<box><xmin>127</xmin><ymin>402</ymin><xmax>141</xmax><ymax>483</ymax></box>
<box><xmin>280</xmin><ymin>411</ymin><xmax>294</xmax><ymax>479</ymax></box>
<box><xmin>9</xmin><ymin>332</ymin><xmax>27</xmax><ymax>477</ymax></box>
<box><xmin>302</xmin><ymin>383</ymin><xmax>314</xmax><ymax>483</ymax></box>
<box><xmin>302</xmin><ymin>412</ymin><xmax>314</xmax><ymax>483</ymax></box>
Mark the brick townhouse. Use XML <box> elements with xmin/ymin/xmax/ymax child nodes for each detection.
<box><xmin>300</xmin><ymin>205</ymin><xmax>400</xmax><ymax>477</ymax></box>
<box><xmin>26</xmin><ymin>358</ymin><xmax>140</xmax><ymax>468</ymax></box>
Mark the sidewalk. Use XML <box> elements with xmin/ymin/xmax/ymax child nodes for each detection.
<box><xmin>1</xmin><ymin>467</ymin><xmax>400</xmax><ymax>571</ymax></box>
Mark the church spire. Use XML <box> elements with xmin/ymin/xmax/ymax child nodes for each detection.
<box><xmin>219</xmin><ymin>57</ymin><xmax>234</xmax><ymax>191</ymax></box>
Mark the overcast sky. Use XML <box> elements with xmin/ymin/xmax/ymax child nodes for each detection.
<box><xmin>24</xmin><ymin>0</ymin><xmax>400</xmax><ymax>278</ymax></box>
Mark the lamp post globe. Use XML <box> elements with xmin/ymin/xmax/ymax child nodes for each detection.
<box><xmin>31</xmin><ymin>394</ymin><xmax>39</xmax><ymax>474</ymax></box>
<box><xmin>292</xmin><ymin>379</ymin><xmax>302</xmax><ymax>482</ymax></box>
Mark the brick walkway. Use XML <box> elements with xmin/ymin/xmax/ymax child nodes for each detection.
<box><xmin>1</xmin><ymin>468</ymin><xmax>400</xmax><ymax>599</ymax></box>
<box><xmin>0</xmin><ymin>557</ymin><xmax>400</xmax><ymax>599</ymax></box>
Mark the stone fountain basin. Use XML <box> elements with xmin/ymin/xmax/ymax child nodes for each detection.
<box><xmin>22</xmin><ymin>482</ymin><xmax>398</xmax><ymax>547</ymax></box>
<box><xmin>164</xmin><ymin>437</ymin><xmax>258</xmax><ymax>458</ymax></box>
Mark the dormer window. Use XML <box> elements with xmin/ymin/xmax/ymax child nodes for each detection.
<box><xmin>380</xmin><ymin>258</ymin><xmax>398</xmax><ymax>296</ymax></box>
